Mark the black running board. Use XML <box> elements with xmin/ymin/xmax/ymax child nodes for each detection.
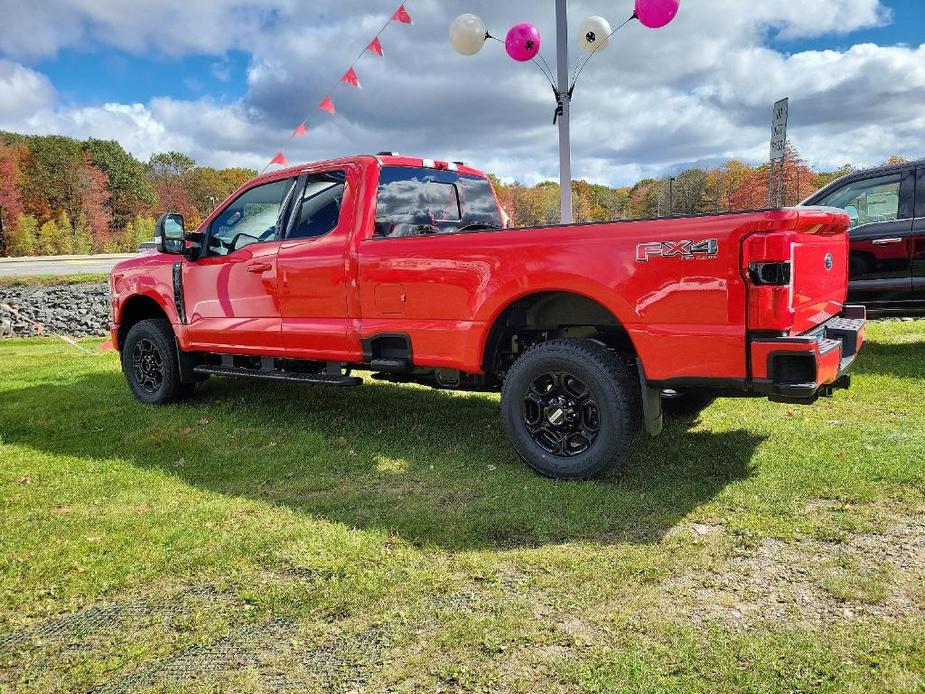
<box><xmin>193</xmin><ymin>365</ymin><xmax>362</xmax><ymax>387</ymax></box>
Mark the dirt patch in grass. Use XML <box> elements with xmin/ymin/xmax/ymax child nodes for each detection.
<box><xmin>665</xmin><ymin>508</ymin><xmax>925</xmax><ymax>629</ymax></box>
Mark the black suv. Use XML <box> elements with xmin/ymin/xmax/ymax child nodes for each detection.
<box><xmin>803</xmin><ymin>158</ymin><xmax>925</xmax><ymax>316</ymax></box>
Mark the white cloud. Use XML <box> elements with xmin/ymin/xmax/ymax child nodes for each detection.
<box><xmin>0</xmin><ymin>60</ymin><xmax>56</xmax><ymax>127</ymax></box>
<box><xmin>1</xmin><ymin>0</ymin><xmax>923</xmax><ymax>185</ymax></box>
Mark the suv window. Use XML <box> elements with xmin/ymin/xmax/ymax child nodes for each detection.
<box><xmin>208</xmin><ymin>178</ymin><xmax>294</xmax><ymax>255</ymax></box>
<box><xmin>375</xmin><ymin>166</ymin><xmax>502</xmax><ymax>237</ymax></box>
<box><xmin>817</xmin><ymin>174</ymin><xmax>902</xmax><ymax>228</ymax></box>
<box><xmin>288</xmin><ymin>171</ymin><xmax>346</xmax><ymax>240</ymax></box>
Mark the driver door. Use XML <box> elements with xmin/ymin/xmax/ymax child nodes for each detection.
<box><xmin>182</xmin><ymin>176</ymin><xmax>297</xmax><ymax>355</ymax></box>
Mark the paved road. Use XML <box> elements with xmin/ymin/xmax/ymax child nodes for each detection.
<box><xmin>0</xmin><ymin>254</ymin><xmax>139</xmax><ymax>278</ymax></box>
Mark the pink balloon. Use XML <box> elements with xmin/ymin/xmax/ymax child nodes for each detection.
<box><xmin>505</xmin><ymin>23</ymin><xmax>541</xmax><ymax>62</ymax></box>
<box><xmin>635</xmin><ymin>0</ymin><xmax>680</xmax><ymax>28</ymax></box>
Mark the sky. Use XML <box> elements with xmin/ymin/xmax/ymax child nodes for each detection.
<box><xmin>0</xmin><ymin>0</ymin><xmax>923</xmax><ymax>187</ymax></box>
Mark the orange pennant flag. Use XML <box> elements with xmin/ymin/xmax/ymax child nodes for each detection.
<box><xmin>292</xmin><ymin>123</ymin><xmax>307</xmax><ymax>137</ymax></box>
<box><xmin>367</xmin><ymin>37</ymin><xmax>384</xmax><ymax>56</ymax></box>
<box><xmin>318</xmin><ymin>96</ymin><xmax>336</xmax><ymax>114</ymax></box>
<box><xmin>270</xmin><ymin>151</ymin><xmax>287</xmax><ymax>166</ymax></box>
<box><xmin>341</xmin><ymin>67</ymin><xmax>361</xmax><ymax>88</ymax></box>
<box><xmin>391</xmin><ymin>4</ymin><xmax>412</xmax><ymax>24</ymax></box>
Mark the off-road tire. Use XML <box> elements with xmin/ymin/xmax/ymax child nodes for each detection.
<box><xmin>121</xmin><ymin>318</ymin><xmax>192</xmax><ymax>405</ymax></box>
<box><xmin>501</xmin><ymin>339</ymin><xmax>641</xmax><ymax>480</ymax></box>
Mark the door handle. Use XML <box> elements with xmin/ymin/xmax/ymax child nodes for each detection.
<box><xmin>246</xmin><ymin>262</ymin><xmax>272</xmax><ymax>273</ymax></box>
<box><xmin>872</xmin><ymin>238</ymin><xmax>903</xmax><ymax>246</ymax></box>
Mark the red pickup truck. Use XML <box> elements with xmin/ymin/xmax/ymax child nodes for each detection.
<box><xmin>109</xmin><ymin>154</ymin><xmax>865</xmax><ymax>479</ymax></box>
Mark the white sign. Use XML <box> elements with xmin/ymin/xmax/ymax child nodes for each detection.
<box><xmin>770</xmin><ymin>98</ymin><xmax>789</xmax><ymax>161</ymax></box>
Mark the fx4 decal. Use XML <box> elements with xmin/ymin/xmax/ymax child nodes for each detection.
<box><xmin>636</xmin><ymin>238</ymin><xmax>719</xmax><ymax>262</ymax></box>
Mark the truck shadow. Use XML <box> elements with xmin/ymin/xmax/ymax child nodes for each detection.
<box><xmin>0</xmin><ymin>372</ymin><xmax>763</xmax><ymax>550</ymax></box>
<box><xmin>851</xmin><ymin>337</ymin><xmax>925</xmax><ymax>380</ymax></box>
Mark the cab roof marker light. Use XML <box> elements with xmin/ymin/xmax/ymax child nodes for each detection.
<box><xmin>446</xmin><ymin>162</ymin><xmax>458</xmax><ymax>171</ymax></box>
<box><xmin>422</xmin><ymin>159</ymin><xmax>435</xmax><ymax>168</ymax></box>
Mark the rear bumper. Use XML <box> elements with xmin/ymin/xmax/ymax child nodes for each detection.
<box><xmin>750</xmin><ymin>305</ymin><xmax>866</xmax><ymax>404</ymax></box>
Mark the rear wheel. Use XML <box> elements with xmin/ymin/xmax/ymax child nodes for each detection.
<box><xmin>121</xmin><ymin>319</ymin><xmax>192</xmax><ymax>405</ymax></box>
<box><xmin>501</xmin><ymin>339</ymin><xmax>640</xmax><ymax>480</ymax></box>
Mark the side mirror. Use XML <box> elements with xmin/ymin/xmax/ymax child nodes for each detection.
<box><xmin>156</xmin><ymin>213</ymin><xmax>186</xmax><ymax>254</ymax></box>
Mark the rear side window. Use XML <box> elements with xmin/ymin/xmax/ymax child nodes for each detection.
<box><xmin>817</xmin><ymin>174</ymin><xmax>902</xmax><ymax>228</ymax></box>
<box><xmin>375</xmin><ymin>166</ymin><xmax>502</xmax><ymax>237</ymax></box>
<box><xmin>288</xmin><ymin>171</ymin><xmax>346</xmax><ymax>240</ymax></box>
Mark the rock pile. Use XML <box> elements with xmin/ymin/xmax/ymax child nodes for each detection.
<box><xmin>0</xmin><ymin>282</ymin><xmax>110</xmax><ymax>338</ymax></box>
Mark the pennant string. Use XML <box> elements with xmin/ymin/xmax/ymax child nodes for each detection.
<box><xmin>260</xmin><ymin>3</ymin><xmax>414</xmax><ymax>175</ymax></box>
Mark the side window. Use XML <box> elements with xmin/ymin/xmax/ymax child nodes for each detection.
<box><xmin>374</xmin><ymin>167</ymin><xmax>501</xmax><ymax>237</ymax></box>
<box><xmin>208</xmin><ymin>178</ymin><xmax>293</xmax><ymax>255</ymax></box>
<box><xmin>288</xmin><ymin>171</ymin><xmax>346</xmax><ymax>240</ymax></box>
<box><xmin>817</xmin><ymin>174</ymin><xmax>902</xmax><ymax>228</ymax></box>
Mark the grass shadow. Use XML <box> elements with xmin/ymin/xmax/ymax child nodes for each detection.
<box><xmin>851</xmin><ymin>337</ymin><xmax>925</xmax><ymax>380</ymax></box>
<box><xmin>0</xmin><ymin>370</ymin><xmax>763</xmax><ymax>550</ymax></box>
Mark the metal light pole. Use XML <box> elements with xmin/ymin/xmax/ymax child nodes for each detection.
<box><xmin>555</xmin><ymin>0</ymin><xmax>573</xmax><ymax>224</ymax></box>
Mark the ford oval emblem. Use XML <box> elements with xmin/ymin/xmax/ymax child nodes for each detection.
<box><xmin>824</xmin><ymin>253</ymin><xmax>833</xmax><ymax>271</ymax></box>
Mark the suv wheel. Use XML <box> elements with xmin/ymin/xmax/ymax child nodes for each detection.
<box><xmin>501</xmin><ymin>339</ymin><xmax>640</xmax><ymax>480</ymax></box>
<box><xmin>122</xmin><ymin>319</ymin><xmax>192</xmax><ymax>405</ymax></box>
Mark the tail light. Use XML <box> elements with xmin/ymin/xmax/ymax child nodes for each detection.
<box><xmin>743</xmin><ymin>232</ymin><xmax>795</xmax><ymax>331</ymax></box>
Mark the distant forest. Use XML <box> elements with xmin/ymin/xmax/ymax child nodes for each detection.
<box><xmin>0</xmin><ymin>131</ymin><xmax>904</xmax><ymax>256</ymax></box>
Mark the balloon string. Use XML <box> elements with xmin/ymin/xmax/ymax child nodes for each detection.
<box><xmin>536</xmin><ymin>52</ymin><xmax>557</xmax><ymax>87</ymax></box>
<box><xmin>488</xmin><ymin>34</ymin><xmax>556</xmax><ymax>90</ymax></box>
<box><xmin>569</xmin><ymin>13</ymin><xmax>636</xmax><ymax>93</ymax></box>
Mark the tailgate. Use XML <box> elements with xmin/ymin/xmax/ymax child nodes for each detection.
<box><xmin>790</xmin><ymin>209</ymin><xmax>850</xmax><ymax>334</ymax></box>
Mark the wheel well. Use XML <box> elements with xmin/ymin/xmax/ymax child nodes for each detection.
<box><xmin>482</xmin><ymin>291</ymin><xmax>635</xmax><ymax>376</ymax></box>
<box><xmin>117</xmin><ymin>295</ymin><xmax>170</xmax><ymax>350</ymax></box>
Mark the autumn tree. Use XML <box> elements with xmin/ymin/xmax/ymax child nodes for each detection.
<box><xmin>36</xmin><ymin>218</ymin><xmax>62</xmax><ymax>255</ymax></box>
<box><xmin>9</xmin><ymin>214</ymin><xmax>37</xmax><ymax>256</ymax></box>
<box><xmin>627</xmin><ymin>179</ymin><xmax>659</xmax><ymax>218</ymax></box>
<box><xmin>84</xmin><ymin>138</ymin><xmax>156</xmax><ymax>229</ymax></box>
<box><xmin>183</xmin><ymin>166</ymin><xmax>255</xmax><ymax>226</ymax></box>
<box><xmin>56</xmin><ymin>210</ymin><xmax>74</xmax><ymax>255</ymax></box>
<box><xmin>16</xmin><ymin>135</ymin><xmax>84</xmax><ymax>223</ymax></box>
<box><xmin>814</xmin><ymin>164</ymin><xmax>854</xmax><ymax>190</ymax></box>
<box><xmin>147</xmin><ymin>152</ymin><xmax>196</xmax><ymax>219</ymax></box>
<box><xmin>0</xmin><ymin>143</ymin><xmax>24</xmax><ymax>255</ymax></box>
<box><xmin>72</xmin><ymin>213</ymin><xmax>93</xmax><ymax>254</ymax></box>
<box><xmin>74</xmin><ymin>155</ymin><xmax>113</xmax><ymax>251</ymax></box>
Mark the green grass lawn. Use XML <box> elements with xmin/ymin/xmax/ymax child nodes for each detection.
<box><xmin>1</xmin><ymin>322</ymin><xmax>924</xmax><ymax>692</ymax></box>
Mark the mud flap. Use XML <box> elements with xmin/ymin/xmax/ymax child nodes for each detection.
<box><xmin>636</xmin><ymin>358</ymin><xmax>663</xmax><ymax>436</ymax></box>
<box><xmin>175</xmin><ymin>338</ymin><xmax>205</xmax><ymax>384</ymax></box>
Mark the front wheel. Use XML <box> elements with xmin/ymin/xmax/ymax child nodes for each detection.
<box><xmin>501</xmin><ymin>339</ymin><xmax>641</xmax><ymax>480</ymax></box>
<box><xmin>121</xmin><ymin>318</ymin><xmax>193</xmax><ymax>405</ymax></box>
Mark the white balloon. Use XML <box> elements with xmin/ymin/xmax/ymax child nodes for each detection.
<box><xmin>577</xmin><ymin>16</ymin><xmax>612</xmax><ymax>52</ymax></box>
<box><xmin>450</xmin><ymin>13</ymin><xmax>487</xmax><ymax>56</ymax></box>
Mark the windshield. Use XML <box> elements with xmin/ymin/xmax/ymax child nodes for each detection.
<box><xmin>375</xmin><ymin>166</ymin><xmax>502</xmax><ymax>237</ymax></box>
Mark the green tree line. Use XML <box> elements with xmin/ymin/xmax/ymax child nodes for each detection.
<box><xmin>0</xmin><ymin>130</ymin><xmax>906</xmax><ymax>257</ymax></box>
<box><xmin>0</xmin><ymin>132</ymin><xmax>254</xmax><ymax>256</ymax></box>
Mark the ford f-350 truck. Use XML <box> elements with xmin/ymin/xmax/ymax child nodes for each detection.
<box><xmin>109</xmin><ymin>154</ymin><xmax>865</xmax><ymax>479</ymax></box>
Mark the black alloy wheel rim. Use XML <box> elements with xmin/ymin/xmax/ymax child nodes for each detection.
<box><xmin>131</xmin><ymin>338</ymin><xmax>164</xmax><ymax>394</ymax></box>
<box><xmin>522</xmin><ymin>371</ymin><xmax>601</xmax><ymax>457</ymax></box>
